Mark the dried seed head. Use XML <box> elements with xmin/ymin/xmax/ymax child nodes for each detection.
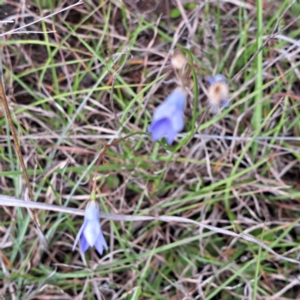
<box><xmin>171</xmin><ymin>51</ymin><xmax>187</xmax><ymax>70</ymax></box>
<box><xmin>207</xmin><ymin>81</ymin><xmax>229</xmax><ymax>106</ymax></box>
<box><xmin>206</xmin><ymin>74</ymin><xmax>229</xmax><ymax>113</ymax></box>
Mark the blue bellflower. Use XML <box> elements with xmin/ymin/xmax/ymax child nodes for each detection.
<box><xmin>206</xmin><ymin>74</ymin><xmax>229</xmax><ymax>113</ymax></box>
<box><xmin>148</xmin><ymin>87</ymin><xmax>187</xmax><ymax>144</ymax></box>
<box><xmin>72</xmin><ymin>201</ymin><xmax>108</xmax><ymax>255</ymax></box>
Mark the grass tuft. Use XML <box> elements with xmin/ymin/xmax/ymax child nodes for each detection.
<box><xmin>1</xmin><ymin>0</ymin><xmax>300</xmax><ymax>299</ymax></box>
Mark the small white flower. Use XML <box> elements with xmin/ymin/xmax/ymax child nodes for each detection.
<box><xmin>72</xmin><ymin>201</ymin><xmax>108</xmax><ymax>255</ymax></box>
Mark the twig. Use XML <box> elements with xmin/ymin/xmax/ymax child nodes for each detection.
<box><xmin>0</xmin><ymin>194</ymin><xmax>298</xmax><ymax>266</ymax></box>
<box><xmin>0</xmin><ymin>0</ymin><xmax>83</xmax><ymax>37</ymax></box>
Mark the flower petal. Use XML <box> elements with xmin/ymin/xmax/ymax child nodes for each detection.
<box><xmin>72</xmin><ymin>221</ymin><xmax>86</xmax><ymax>252</ymax></box>
<box><xmin>166</xmin><ymin>129</ymin><xmax>177</xmax><ymax>144</ymax></box>
<box><xmin>206</xmin><ymin>76</ymin><xmax>216</xmax><ymax>85</ymax></box>
<box><xmin>153</xmin><ymin>103</ymin><xmax>177</xmax><ymax>122</ymax></box>
<box><xmin>220</xmin><ymin>99</ymin><xmax>229</xmax><ymax>108</ymax></box>
<box><xmin>170</xmin><ymin>110</ymin><xmax>184</xmax><ymax>132</ymax></box>
<box><xmin>80</xmin><ymin>233</ymin><xmax>89</xmax><ymax>253</ymax></box>
<box><xmin>84</xmin><ymin>201</ymin><xmax>100</xmax><ymax>221</ymax></box>
<box><xmin>83</xmin><ymin>220</ymin><xmax>100</xmax><ymax>246</ymax></box>
<box><xmin>206</xmin><ymin>74</ymin><xmax>227</xmax><ymax>85</ymax></box>
<box><xmin>148</xmin><ymin>118</ymin><xmax>172</xmax><ymax>141</ymax></box>
<box><xmin>153</xmin><ymin>88</ymin><xmax>186</xmax><ymax>122</ymax></box>
<box><xmin>214</xmin><ymin>74</ymin><xmax>227</xmax><ymax>83</ymax></box>
<box><xmin>164</xmin><ymin>87</ymin><xmax>186</xmax><ymax>111</ymax></box>
<box><xmin>94</xmin><ymin>229</ymin><xmax>108</xmax><ymax>255</ymax></box>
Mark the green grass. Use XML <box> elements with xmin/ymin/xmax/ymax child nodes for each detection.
<box><xmin>1</xmin><ymin>0</ymin><xmax>300</xmax><ymax>299</ymax></box>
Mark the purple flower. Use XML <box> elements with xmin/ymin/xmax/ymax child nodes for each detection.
<box><xmin>206</xmin><ymin>74</ymin><xmax>229</xmax><ymax>113</ymax></box>
<box><xmin>147</xmin><ymin>87</ymin><xmax>187</xmax><ymax>144</ymax></box>
<box><xmin>72</xmin><ymin>201</ymin><xmax>108</xmax><ymax>255</ymax></box>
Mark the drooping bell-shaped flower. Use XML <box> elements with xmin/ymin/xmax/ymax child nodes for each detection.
<box><xmin>206</xmin><ymin>74</ymin><xmax>229</xmax><ymax>113</ymax></box>
<box><xmin>72</xmin><ymin>201</ymin><xmax>108</xmax><ymax>255</ymax></box>
<box><xmin>147</xmin><ymin>87</ymin><xmax>187</xmax><ymax>144</ymax></box>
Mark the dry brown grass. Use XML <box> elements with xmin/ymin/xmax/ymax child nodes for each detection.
<box><xmin>0</xmin><ymin>0</ymin><xmax>300</xmax><ymax>299</ymax></box>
